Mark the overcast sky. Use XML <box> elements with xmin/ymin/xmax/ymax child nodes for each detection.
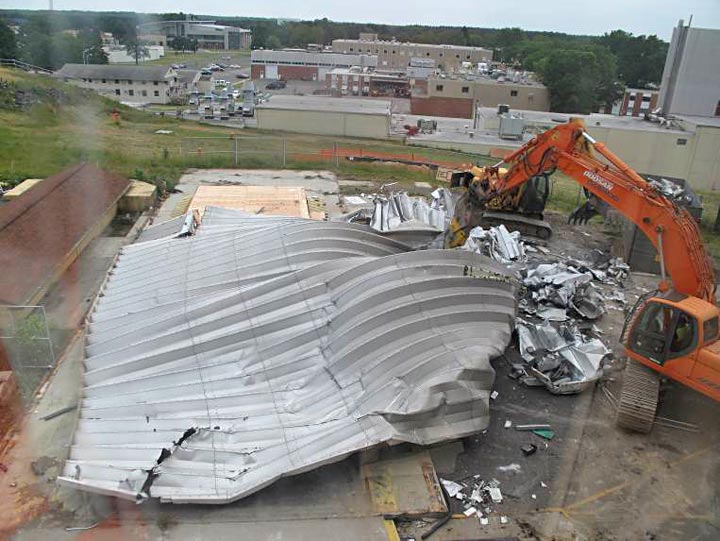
<box><xmin>5</xmin><ymin>0</ymin><xmax>720</xmax><ymax>40</ymax></box>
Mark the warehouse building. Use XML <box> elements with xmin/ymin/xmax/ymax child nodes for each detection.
<box><xmin>256</xmin><ymin>95</ymin><xmax>391</xmax><ymax>138</ymax></box>
<box><xmin>54</xmin><ymin>64</ymin><xmax>184</xmax><ymax>105</ymax></box>
<box><xmin>659</xmin><ymin>20</ymin><xmax>720</xmax><ymax>117</ymax></box>
<box><xmin>250</xmin><ymin>49</ymin><xmax>377</xmax><ymax>80</ymax></box>
<box><xmin>411</xmin><ymin>75</ymin><xmax>550</xmax><ymax>118</ymax></box>
<box><xmin>138</xmin><ymin>20</ymin><xmax>252</xmax><ymax>50</ymax></box>
<box><xmin>332</xmin><ymin>34</ymin><xmax>492</xmax><ymax>71</ymax></box>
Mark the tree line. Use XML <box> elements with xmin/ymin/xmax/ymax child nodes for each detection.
<box><xmin>0</xmin><ymin>10</ymin><xmax>668</xmax><ymax>114</ymax></box>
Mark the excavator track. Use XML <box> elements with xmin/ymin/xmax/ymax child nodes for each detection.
<box><xmin>616</xmin><ymin>360</ymin><xmax>661</xmax><ymax>433</ymax></box>
<box><xmin>480</xmin><ymin>211</ymin><xmax>553</xmax><ymax>240</ymax></box>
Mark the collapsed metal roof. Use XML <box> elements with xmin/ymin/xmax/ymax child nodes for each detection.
<box><xmin>59</xmin><ymin>208</ymin><xmax>517</xmax><ymax>504</ymax></box>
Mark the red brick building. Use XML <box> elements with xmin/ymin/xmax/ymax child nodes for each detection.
<box><xmin>619</xmin><ymin>88</ymin><xmax>660</xmax><ymax>117</ymax></box>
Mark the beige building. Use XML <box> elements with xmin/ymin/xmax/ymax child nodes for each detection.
<box><xmin>411</xmin><ymin>76</ymin><xmax>550</xmax><ymax>118</ymax></box>
<box><xmin>331</xmin><ymin>37</ymin><xmax>492</xmax><ymax>71</ymax></box>
<box><xmin>427</xmin><ymin>76</ymin><xmax>550</xmax><ymax>110</ymax></box>
<box><xmin>54</xmin><ymin>64</ymin><xmax>183</xmax><ymax>105</ymax></box>
<box><xmin>256</xmin><ymin>95</ymin><xmax>391</xmax><ymax>139</ymax></box>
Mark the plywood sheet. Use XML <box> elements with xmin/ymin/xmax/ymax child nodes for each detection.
<box><xmin>190</xmin><ymin>185</ymin><xmax>310</xmax><ymax>219</ymax></box>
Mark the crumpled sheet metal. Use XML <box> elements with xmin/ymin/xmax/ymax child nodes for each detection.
<box><xmin>58</xmin><ymin>209</ymin><xmax>517</xmax><ymax>504</ymax></box>
<box><xmin>462</xmin><ymin>225</ymin><xmax>525</xmax><ymax>264</ymax></box>
<box><xmin>516</xmin><ymin>319</ymin><xmax>610</xmax><ymax>394</ymax></box>
<box><xmin>370</xmin><ymin>189</ymin><xmax>454</xmax><ymax>232</ymax></box>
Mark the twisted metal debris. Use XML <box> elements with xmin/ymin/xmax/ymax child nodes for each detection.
<box><xmin>58</xmin><ymin>208</ymin><xmax>517</xmax><ymax>504</ymax></box>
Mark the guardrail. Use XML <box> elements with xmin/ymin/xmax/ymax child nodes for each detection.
<box><xmin>0</xmin><ymin>59</ymin><xmax>54</xmax><ymax>75</ymax></box>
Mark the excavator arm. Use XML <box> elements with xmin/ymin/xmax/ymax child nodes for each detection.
<box><xmin>446</xmin><ymin>118</ymin><xmax>716</xmax><ymax>303</ymax></box>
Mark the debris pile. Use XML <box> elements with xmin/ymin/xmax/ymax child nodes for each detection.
<box><xmin>441</xmin><ymin>476</ymin><xmax>507</xmax><ymax>524</ymax></box>
<box><xmin>461</xmin><ymin>224</ymin><xmax>525</xmax><ymax>264</ymax></box>
<box><xmin>461</xmin><ymin>225</ymin><xmax>633</xmax><ymax>394</ymax></box>
<box><xmin>514</xmin><ymin>319</ymin><xmax>611</xmax><ymax>394</ymax></box>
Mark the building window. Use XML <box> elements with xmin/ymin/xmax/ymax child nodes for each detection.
<box><xmin>141</xmin><ymin>90</ymin><xmax>147</xmax><ymax>97</ymax></box>
<box><xmin>349</xmin><ymin>47</ymin><xmax>353</xmax><ymax>52</ymax></box>
<box><xmin>461</xmin><ymin>86</ymin><xmax>469</xmax><ymax>93</ymax></box>
<box><xmin>456</xmin><ymin>54</ymin><xmax>460</xmax><ymax>58</ymax></box>
<box><xmin>439</xmin><ymin>52</ymin><xmax>443</xmax><ymax>57</ymax></box>
<box><xmin>154</xmin><ymin>90</ymin><xmax>159</xmax><ymax>97</ymax></box>
<box><xmin>436</xmin><ymin>84</ymin><xmax>444</xmax><ymax>92</ymax></box>
<box><xmin>466</xmin><ymin>55</ymin><xmax>470</xmax><ymax>59</ymax></box>
<box><xmin>88</xmin><ymin>79</ymin><xmax>93</xmax><ymax>83</ymax></box>
<box><xmin>128</xmin><ymin>89</ymin><xmax>134</xmax><ymax>96</ymax></box>
<box><xmin>510</xmin><ymin>90</ymin><xmax>518</xmax><ymax>97</ymax></box>
<box><xmin>426</xmin><ymin>52</ymin><xmax>430</xmax><ymax>56</ymax></box>
<box><xmin>115</xmin><ymin>79</ymin><xmax>120</xmax><ymax>84</ymax></box>
<box><xmin>101</xmin><ymin>79</ymin><xmax>106</xmax><ymax>83</ymax></box>
<box><xmin>127</xmin><ymin>80</ymin><xmax>132</xmax><ymax>85</ymax></box>
<box><xmin>115</xmin><ymin>89</ymin><xmax>120</xmax><ymax>96</ymax></box>
<box><xmin>677</xmin><ymin>138</ymin><xmax>687</xmax><ymax>145</ymax></box>
<box><xmin>154</xmin><ymin>81</ymin><xmax>159</xmax><ymax>86</ymax></box>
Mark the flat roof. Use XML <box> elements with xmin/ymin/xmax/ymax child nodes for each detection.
<box><xmin>675</xmin><ymin>114</ymin><xmax>720</xmax><ymax>129</ymax></box>
<box><xmin>333</xmin><ymin>38</ymin><xmax>492</xmax><ymax>53</ymax></box>
<box><xmin>257</xmin><ymin>95</ymin><xmax>391</xmax><ymax>115</ymax></box>
<box><xmin>476</xmin><ymin>107</ymin><xmax>691</xmax><ymax>134</ymax></box>
<box><xmin>430</xmin><ymin>75</ymin><xmax>546</xmax><ymax>88</ymax></box>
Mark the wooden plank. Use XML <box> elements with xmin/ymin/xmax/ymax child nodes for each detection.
<box><xmin>189</xmin><ymin>185</ymin><xmax>311</xmax><ymax>220</ymax></box>
<box><xmin>362</xmin><ymin>450</ymin><xmax>448</xmax><ymax>517</ymax></box>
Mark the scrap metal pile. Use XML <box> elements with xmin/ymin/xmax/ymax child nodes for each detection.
<box><xmin>462</xmin><ymin>224</ymin><xmax>631</xmax><ymax>394</ymax></box>
<box><xmin>58</xmin><ymin>208</ymin><xmax>518</xmax><ymax>504</ymax></box>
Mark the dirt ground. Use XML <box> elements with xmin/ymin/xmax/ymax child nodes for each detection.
<box><xmin>2</xmin><ymin>175</ymin><xmax>719</xmax><ymax>541</ymax></box>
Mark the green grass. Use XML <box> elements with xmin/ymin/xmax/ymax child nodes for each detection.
<box><xmin>0</xmin><ymin>67</ymin><xmax>480</xmax><ymax>191</ymax></box>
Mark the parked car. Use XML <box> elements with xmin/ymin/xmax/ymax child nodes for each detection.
<box><xmin>235</xmin><ymin>73</ymin><xmax>249</xmax><ymax>79</ymax></box>
<box><xmin>265</xmin><ymin>80</ymin><xmax>287</xmax><ymax>90</ymax></box>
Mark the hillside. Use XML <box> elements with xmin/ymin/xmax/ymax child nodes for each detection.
<box><xmin>0</xmin><ymin>67</ymin><xmax>482</xmax><ymax>189</ymax></box>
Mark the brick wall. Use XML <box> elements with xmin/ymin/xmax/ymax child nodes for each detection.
<box><xmin>278</xmin><ymin>65</ymin><xmax>319</xmax><ymax>80</ymax></box>
<box><xmin>410</xmin><ymin>96</ymin><xmax>473</xmax><ymax>119</ymax></box>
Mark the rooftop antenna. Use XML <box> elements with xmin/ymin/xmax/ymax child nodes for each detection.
<box><xmin>688</xmin><ymin>14</ymin><xmax>693</xmax><ymax>26</ymax></box>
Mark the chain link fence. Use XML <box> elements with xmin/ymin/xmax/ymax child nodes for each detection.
<box><xmin>0</xmin><ymin>305</ymin><xmax>56</xmax><ymax>402</ymax></box>
<box><xmin>178</xmin><ymin>135</ymin><xmax>472</xmax><ymax>178</ymax></box>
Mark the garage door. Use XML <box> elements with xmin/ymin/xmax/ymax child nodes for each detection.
<box><xmin>265</xmin><ymin>65</ymin><xmax>278</xmax><ymax>80</ymax></box>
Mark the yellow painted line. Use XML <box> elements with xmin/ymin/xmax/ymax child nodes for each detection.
<box><xmin>382</xmin><ymin>519</ymin><xmax>400</xmax><ymax>541</ymax></box>
<box><xmin>562</xmin><ymin>444</ymin><xmax>714</xmax><ymax>512</ymax></box>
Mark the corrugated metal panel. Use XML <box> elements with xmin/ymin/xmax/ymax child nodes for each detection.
<box><xmin>58</xmin><ymin>209</ymin><xmax>517</xmax><ymax>504</ymax></box>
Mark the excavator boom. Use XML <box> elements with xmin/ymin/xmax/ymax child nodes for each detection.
<box><xmin>446</xmin><ymin>119</ymin><xmax>720</xmax><ymax>429</ymax></box>
<box><xmin>447</xmin><ymin>119</ymin><xmax>716</xmax><ymax>303</ymax></box>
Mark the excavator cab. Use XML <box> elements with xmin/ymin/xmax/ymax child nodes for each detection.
<box><xmin>624</xmin><ymin>295</ymin><xmax>699</xmax><ymax>366</ymax></box>
<box><xmin>619</xmin><ymin>292</ymin><xmax>720</xmax><ymax>426</ymax></box>
<box><xmin>616</xmin><ymin>292</ymin><xmax>720</xmax><ymax>432</ymax></box>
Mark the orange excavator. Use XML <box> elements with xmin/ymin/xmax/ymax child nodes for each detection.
<box><xmin>445</xmin><ymin>118</ymin><xmax>719</xmax><ymax>432</ymax></box>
